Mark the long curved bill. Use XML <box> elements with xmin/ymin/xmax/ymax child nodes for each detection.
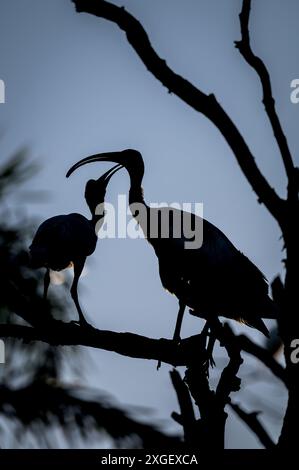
<box><xmin>98</xmin><ymin>163</ymin><xmax>123</xmax><ymax>185</ymax></box>
<box><xmin>66</xmin><ymin>152</ymin><xmax>124</xmax><ymax>178</ymax></box>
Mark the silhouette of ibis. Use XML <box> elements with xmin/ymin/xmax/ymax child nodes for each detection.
<box><xmin>67</xmin><ymin>149</ymin><xmax>276</xmax><ymax>339</ymax></box>
<box><xmin>30</xmin><ymin>164</ymin><xmax>122</xmax><ymax>326</ymax></box>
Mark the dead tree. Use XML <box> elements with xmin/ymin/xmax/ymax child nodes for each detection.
<box><xmin>1</xmin><ymin>0</ymin><xmax>297</xmax><ymax>449</ymax></box>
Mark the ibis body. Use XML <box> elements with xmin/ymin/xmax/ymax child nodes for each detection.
<box><xmin>30</xmin><ymin>164</ymin><xmax>122</xmax><ymax>326</ymax></box>
<box><xmin>67</xmin><ymin>150</ymin><xmax>276</xmax><ymax>337</ymax></box>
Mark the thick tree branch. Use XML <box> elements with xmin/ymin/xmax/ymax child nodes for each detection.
<box><xmin>0</xmin><ymin>320</ymin><xmax>286</xmax><ymax>385</ymax></box>
<box><xmin>0</xmin><ymin>321</ymin><xmax>207</xmax><ymax>367</ymax></box>
<box><xmin>218</xmin><ymin>322</ymin><xmax>277</xmax><ymax>450</ymax></box>
<box><xmin>230</xmin><ymin>402</ymin><xmax>275</xmax><ymax>449</ymax></box>
<box><xmin>72</xmin><ymin>0</ymin><xmax>284</xmax><ymax>222</ymax></box>
<box><xmin>184</xmin><ymin>360</ymin><xmax>222</xmax><ymax>448</ymax></box>
<box><xmin>236</xmin><ymin>0</ymin><xmax>295</xmax><ymax>192</ymax></box>
<box><xmin>183</xmin><ymin>322</ymin><xmax>243</xmax><ymax>450</ymax></box>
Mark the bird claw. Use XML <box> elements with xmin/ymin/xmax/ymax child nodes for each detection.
<box><xmin>157</xmin><ymin>335</ymin><xmax>181</xmax><ymax>371</ymax></box>
<box><xmin>189</xmin><ymin>308</ymin><xmax>204</xmax><ymax>318</ymax></box>
<box><xmin>173</xmin><ymin>334</ymin><xmax>182</xmax><ymax>345</ymax></box>
<box><xmin>69</xmin><ymin>320</ymin><xmax>83</xmax><ymax>328</ymax></box>
<box><xmin>202</xmin><ymin>356</ymin><xmax>216</xmax><ymax>378</ymax></box>
<box><xmin>69</xmin><ymin>319</ymin><xmax>93</xmax><ymax>329</ymax></box>
<box><xmin>209</xmin><ymin>356</ymin><xmax>216</xmax><ymax>368</ymax></box>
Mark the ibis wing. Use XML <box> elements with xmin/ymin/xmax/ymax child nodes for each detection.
<box><xmin>30</xmin><ymin>214</ymin><xmax>97</xmax><ymax>270</ymax></box>
<box><xmin>151</xmin><ymin>211</ymin><xmax>273</xmax><ymax>320</ymax></box>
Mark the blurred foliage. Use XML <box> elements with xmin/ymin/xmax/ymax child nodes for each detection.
<box><xmin>0</xmin><ymin>352</ymin><xmax>180</xmax><ymax>449</ymax></box>
<box><xmin>0</xmin><ymin>151</ymin><xmax>179</xmax><ymax>448</ymax></box>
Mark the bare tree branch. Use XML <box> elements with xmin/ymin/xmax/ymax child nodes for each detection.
<box><xmin>236</xmin><ymin>0</ymin><xmax>295</xmax><ymax>195</ymax></box>
<box><xmin>238</xmin><ymin>333</ymin><xmax>287</xmax><ymax>386</ymax></box>
<box><xmin>1</xmin><ymin>319</ymin><xmax>285</xmax><ymax>448</ymax></box>
<box><xmin>183</xmin><ymin>321</ymin><xmax>244</xmax><ymax>450</ymax></box>
<box><xmin>0</xmin><ymin>319</ymin><xmax>286</xmax><ymax>386</ymax></box>
<box><xmin>184</xmin><ymin>360</ymin><xmax>222</xmax><ymax>448</ymax></box>
<box><xmin>230</xmin><ymin>402</ymin><xmax>275</xmax><ymax>449</ymax></box>
<box><xmin>170</xmin><ymin>369</ymin><xmax>197</xmax><ymax>445</ymax></box>
<box><xmin>216</xmin><ymin>324</ymin><xmax>243</xmax><ymax>406</ymax></box>
<box><xmin>71</xmin><ymin>0</ymin><xmax>284</xmax><ymax>222</ymax></box>
<box><xmin>187</xmin><ymin>314</ymin><xmax>286</xmax><ymax>386</ymax></box>
<box><xmin>0</xmin><ymin>321</ymin><xmax>207</xmax><ymax>367</ymax></box>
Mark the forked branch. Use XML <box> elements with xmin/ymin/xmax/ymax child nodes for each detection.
<box><xmin>236</xmin><ymin>0</ymin><xmax>295</xmax><ymax>194</ymax></box>
<box><xmin>230</xmin><ymin>402</ymin><xmax>275</xmax><ymax>449</ymax></box>
<box><xmin>72</xmin><ymin>0</ymin><xmax>284</xmax><ymax>222</ymax></box>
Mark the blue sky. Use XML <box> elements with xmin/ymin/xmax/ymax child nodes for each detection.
<box><xmin>0</xmin><ymin>0</ymin><xmax>298</xmax><ymax>448</ymax></box>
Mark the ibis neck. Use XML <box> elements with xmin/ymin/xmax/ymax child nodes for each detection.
<box><xmin>129</xmin><ymin>184</ymin><xmax>146</xmax><ymax>206</ymax></box>
<box><xmin>129</xmin><ymin>180</ymin><xmax>147</xmax><ymax>211</ymax></box>
<box><xmin>91</xmin><ymin>213</ymin><xmax>105</xmax><ymax>227</ymax></box>
<box><xmin>88</xmin><ymin>202</ymin><xmax>106</xmax><ymax>228</ymax></box>
<box><xmin>127</xmin><ymin>164</ymin><xmax>145</xmax><ymax>205</ymax></box>
<box><xmin>129</xmin><ymin>183</ymin><xmax>152</xmax><ymax>242</ymax></box>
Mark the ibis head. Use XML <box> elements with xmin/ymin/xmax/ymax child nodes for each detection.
<box><xmin>66</xmin><ymin>149</ymin><xmax>144</xmax><ymax>190</ymax></box>
<box><xmin>84</xmin><ymin>163</ymin><xmax>123</xmax><ymax>216</ymax></box>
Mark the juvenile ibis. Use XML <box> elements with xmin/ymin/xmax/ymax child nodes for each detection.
<box><xmin>30</xmin><ymin>164</ymin><xmax>122</xmax><ymax>326</ymax></box>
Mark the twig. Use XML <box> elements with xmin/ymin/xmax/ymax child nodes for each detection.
<box><xmin>170</xmin><ymin>369</ymin><xmax>197</xmax><ymax>445</ymax></box>
<box><xmin>236</xmin><ymin>0</ymin><xmax>295</xmax><ymax>189</ymax></box>
<box><xmin>216</xmin><ymin>324</ymin><xmax>243</xmax><ymax>406</ymax></box>
<box><xmin>238</xmin><ymin>333</ymin><xmax>287</xmax><ymax>386</ymax></box>
<box><xmin>230</xmin><ymin>402</ymin><xmax>275</xmax><ymax>449</ymax></box>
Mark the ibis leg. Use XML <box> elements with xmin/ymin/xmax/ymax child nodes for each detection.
<box><xmin>173</xmin><ymin>301</ymin><xmax>186</xmax><ymax>343</ymax></box>
<box><xmin>157</xmin><ymin>301</ymin><xmax>186</xmax><ymax>370</ymax></box>
<box><xmin>207</xmin><ymin>329</ymin><xmax>216</xmax><ymax>368</ymax></box>
<box><xmin>200</xmin><ymin>321</ymin><xmax>216</xmax><ymax>370</ymax></box>
<box><xmin>71</xmin><ymin>257</ymin><xmax>90</xmax><ymax>327</ymax></box>
<box><xmin>206</xmin><ymin>317</ymin><xmax>222</xmax><ymax>367</ymax></box>
<box><xmin>43</xmin><ymin>268</ymin><xmax>50</xmax><ymax>301</ymax></box>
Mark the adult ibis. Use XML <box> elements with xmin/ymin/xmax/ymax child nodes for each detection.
<box><xmin>66</xmin><ymin>149</ymin><xmax>277</xmax><ymax>339</ymax></box>
<box><xmin>30</xmin><ymin>164</ymin><xmax>122</xmax><ymax>326</ymax></box>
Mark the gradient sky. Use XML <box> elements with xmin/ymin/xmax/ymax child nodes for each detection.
<box><xmin>0</xmin><ymin>0</ymin><xmax>298</xmax><ymax>448</ymax></box>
